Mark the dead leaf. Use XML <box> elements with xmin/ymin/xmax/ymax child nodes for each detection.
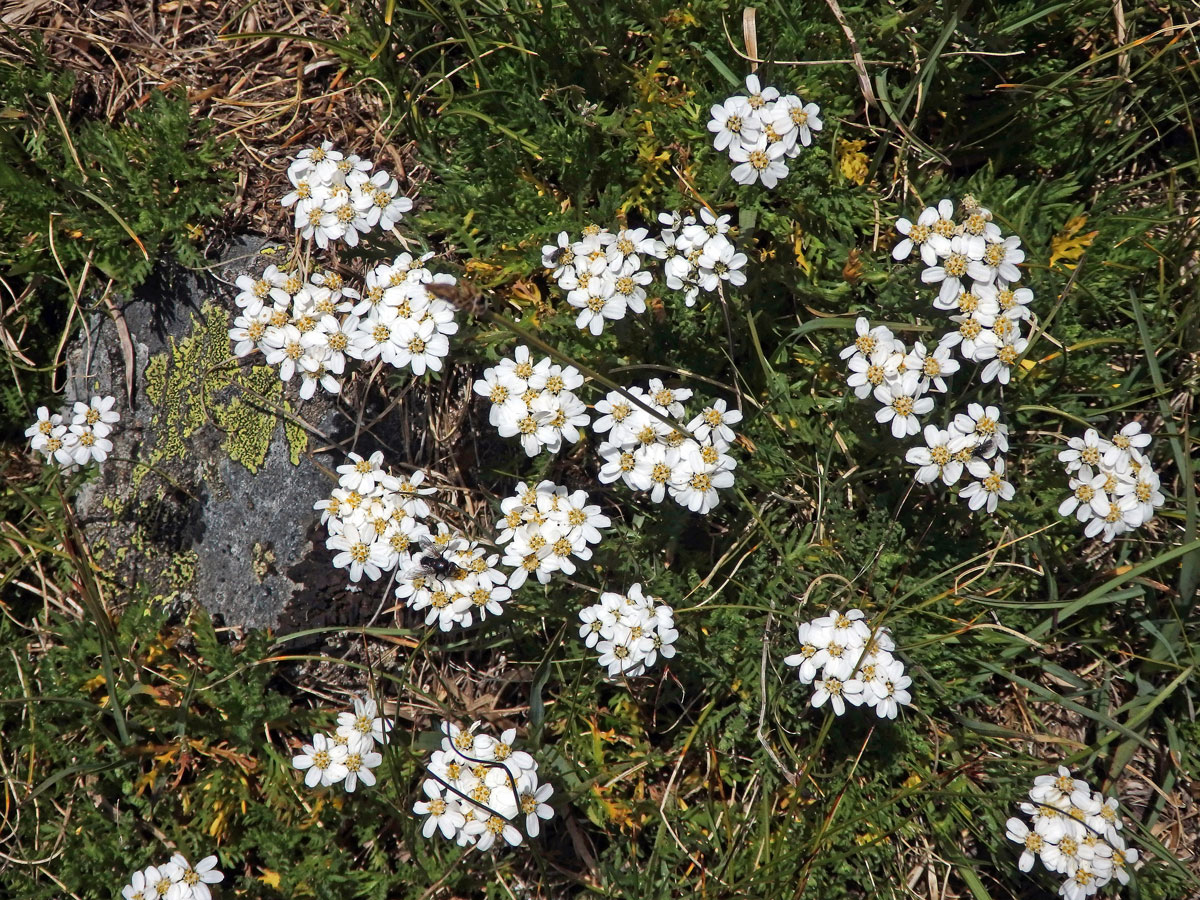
<box><xmin>1049</xmin><ymin>215</ymin><xmax>1098</xmax><ymax>269</ymax></box>
<box><xmin>837</xmin><ymin>138</ymin><xmax>869</xmax><ymax>185</ymax></box>
<box><xmin>100</xmin><ymin>283</ymin><xmax>135</xmax><ymax>408</ymax></box>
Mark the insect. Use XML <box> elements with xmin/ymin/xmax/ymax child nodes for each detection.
<box><xmin>971</xmin><ymin>434</ymin><xmax>998</xmax><ymax>458</ymax></box>
<box><xmin>425</xmin><ymin>278</ymin><xmax>487</xmax><ymax>318</ymax></box>
<box><xmin>407</xmin><ymin>536</ymin><xmax>464</xmax><ymax>583</ymax></box>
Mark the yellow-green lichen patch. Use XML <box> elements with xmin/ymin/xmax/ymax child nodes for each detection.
<box><xmin>213</xmin><ymin>365</ymin><xmax>285</xmax><ymax>474</ymax></box>
<box><xmin>165</xmin><ymin>550</ymin><xmax>199</xmax><ymax>589</ymax></box>
<box><xmin>251</xmin><ymin>542</ymin><xmax>276</xmax><ymax>581</ymax></box>
<box><xmin>137</xmin><ymin>301</ymin><xmax>300</xmax><ymax>485</ymax></box>
<box><xmin>283</xmin><ymin>400</ymin><xmax>308</xmax><ymax>465</ymax></box>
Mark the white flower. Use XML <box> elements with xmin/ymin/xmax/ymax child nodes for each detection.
<box><xmin>611</xmin><ymin>266</ymin><xmax>653</xmax><ymax>312</ymax></box>
<box><xmin>336</xmin><ymin>696</ymin><xmax>392</xmax><ymax>749</ymax></box>
<box><xmin>1058</xmin><ymin>428</ymin><xmax>1110</xmax><ymax>473</ymax></box>
<box><xmin>25</xmin><ymin>406</ymin><xmax>63</xmax><ymax>450</ymax></box>
<box><xmin>262</xmin><ymin>323</ymin><xmax>305</xmax><ymax>381</ymax></box>
<box><xmin>143</xmin><ymin>866</ymin><xmax>174</xmax><ymax>900</ymax></box>
<box><xmin>892</xmin><ymin>205</ymin><xmax>944</xmax><ymax>265</ymax></box>
<box><xmin>476</xmin><ymin>381</ymin><xmax>526</xmax><ymax>435</ymax></box>
<box><xmin>844</xmin><ymin>345</ymin><xmax>897</xmax><ymax>399</ymax></box>
<box><xmin>297</xmin><ymin>203</ymin><xmax>345</xmax><ymax>250</ymax></box>
<box><xmin>327</xmin><ymin>521</ymin><xmax>389</xmax><ymax>582</ymax></box>
<box><xmin>229</xmin><ymin>311</ymin><xmax>270</xmax><ymax>358</ymax></box>
<box><xmin>687</xmin><ymin>398</ymin><xmax>742</xmax><ymax>443</ymax></box>
<box><xmin>905</xmin><ymin>425</ymin><xmax>964</xmax><ymax>486</ymax></box>
<box><xmin>1114</xmin><ymin>461</ymin><xmax>1164</xmax><ymax>524</ymax></box>
<box><xmin>976</xmin><ymin>234</ymin><xmax>1025</xmax><ymax>284</ymax></box>
<box><xmin>921</xmin><ymin>234</ymin><xmax>983</xmax><ymax>304</ymax></box>
<box><xmin>573</xmin><ymin>284</ymin><xmax>626</xmax><ymax>335</ymax></box>
<box><xmin>1103</xmin><ymin>421</ymin><xmax>1152</xmax><ymax>473</ymax></box>
<box><xmin>162</xmin><ymin>854</ymin><xmax>223</xmax><ymax>900</ymax></box>
<box><xmin>72</xmin><ymin>394</ymin><xmax>121</xmax><ymax>429</ymax></box>
<box><xmin>959</xmin><ymin>457</ymin><xmax>1014</xmax><ymax>514</ymax></box>
<box><xmin>873</xmin><ymin>371</ymin><xmax>933</xmax><ymax>439</ymax></box>
<box><xmin>331</xmin><ymin>739</ymin><xmax>383</xmax><ymax>792</ymax></box>
<box><xmin>1084</xmin><ymin>491</ymin><xmax>1143</xmax><ymax>542</ymax></box>
<box><xmin>729</xmin><ymin>137</ymin><xmax>788</xmax><ymax>189</ymax></box>
<box><xmin>1058</xmin><ymin>466</ymin><xmax>1105</xmax><ymax>522</ymax></box>
<box><xmin>292</xmin><ymin>732</ymin><xmax>348</xmax><ymax>788</ymax></box>
<box><xmin>975</xmin><ymin>328</ymin><xmax>1028</xmax><ymax>385</ymax></box>
<box><xmin>337</xmin><ymin>451</ymin><xmax>390</xmax><ymax>494</ymax></box>
<box><xmin>840</xmin><ymin>316</ymin><xmax>896</xmax><ymax>362</ymax></box>
<box><xmin>707</xmin><ymin>96</ymin><xmax>759</xmax><ymax>152</ymax></box>
<box><xmin>905</xmin><ymin>340</ymin><xmax>961</xmax><ymax>393</ymax></box>
<box><xmin>775</xmin><ymin>95</ymin><xmax>822</xmax><ymax>151</ymax></box>
<box><xmin>122</xmin><ymin>868</ymin><xmax>153</xmax><ymax>900</ymax></box>
<box><xmin>542</xmin><ymin>231</ymin><xmax>576</xmax><ymax>278</ymax></box>
<box><xmin>743</xmin><ymin>74</ymin><xmax>780</xmax><ymax>110</ymax></box>
<box><xmin>697</xmin><ymin>236</ymin><xmax>748</xmax><ymax>289</ymax></box>
<box><xmin>414</xmin><ymin>780</ymin><xmax>467</xmax><ymax>838</ymax></box>
<box><xmin>811</xmin><ymin>674</ymin><xmax>865</xmax><ymax>716</ymax></box>
<box><xmin>66</xmin><ymin>423</ymin><xmax>113</xmax><ymax>465</ymax></box>
<box><xmin>865</xmin><ymin>657</ymin><xmax>912</xmax><ymax>719</ymax></box>
<box><xmin>669</xmin><ymin>445</ymin><xmax>735</xmax><ymax>513</ymax></box>
<box><xmin>951</xmin><ymin>403</ymin><xmax>1008</xmax><ymax>457</ymax></box>
<box><xmin>1005</xmin><ymin>817</ymin><xmax>1046</xmax><ymax>873</ymax></box>
<box><xmin>516</xmin><ymin>773</ymin><xmax>555</xmax><ymax>837</ymax></box>
<box><xmin>680</xmin><ymin>207</ymin><xmax>732</xmax><ymax>249</ymax></box>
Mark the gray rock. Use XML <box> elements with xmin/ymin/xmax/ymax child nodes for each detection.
<box><xmin>65</xmin><ymin>235</ymin><xmax>345</xmax><ymax>629</ymax></box>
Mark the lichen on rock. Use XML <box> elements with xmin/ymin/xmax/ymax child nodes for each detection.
<box><xmin>66</xmin><ymin>236</ymin><xmax>338</xmax><ymax>629</ymax></box>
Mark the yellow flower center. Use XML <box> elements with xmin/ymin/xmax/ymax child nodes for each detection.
<box><xmin>944</xmin><ymin>254</ymin><xmax>968</xmax><ymax>277</ymax></box>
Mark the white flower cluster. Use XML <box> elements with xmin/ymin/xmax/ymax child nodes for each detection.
<box><xmin>316</xmin><ymin>451</ymin><xmax>434</xmax><ymax>582</ymax></box>
<box><xmin>895</xmin><ymin>195</ymin><xmax>1033</xmax><ymax>386</ymax></box>
<box><xmin>280</xmin><ymin>140</ymin><xmax>413</xmax><ymax>249</ymax></box>
<box><xmin>843</xmin><ymin>196</ymin><xmax>1031</xmax><ymax>515</ymax></box>
<box><xmin>495</xmin><ymin>481</ymin><xmax>610</xmax><ymax>589</ymax></box>
<box><xmin>25</xmin><ymin>396</ymin><xmax>120</xmax><ymax>469</ymax></box>
<box><xmin>707</xmin><ymin>74</ymin><xmax>822</xmax><ymax>189</ymax></box>
<box><xmin>783</xmin><ymin>608</ymin><xmax>912</xmax><ymax>719</ymax></box>
<box><xmin>903</xmin><ymin>406</ymin><xmax>1015</xmax><ymax>514</ymax></box>
<box><xmin>1005</xmin><ymin>766</ymin><xmax>1138</xmax><ymax>900</ymax></box>
<box><xmin>414</xmin><ymin>721</ymin><xmax>554</xmax><ymax>851</ymax></box>
<box><xmin>541</xmin><ymin>224</ymin><xmax>666</xmax><ymax>335</ymax></box>
<box><xmin>228</xmin><ymin>252</ymin><xmax>459</xmax><ymax>399</ymax></box>
<box><xmin>473</xmin><ymin>346</ymin><xmax>588</xmax><ymax>457</ymax></box>
<box><xmin>658</xmin><ymin>209</ymin><xmax>748</xmax><ymax>307</ymax></box>
<box><xmin>315</xmin><ymin>452</ymin><xmax>511</xmax><ymax>631</ymax></box>
<box><xmin>291</xmin><ymin>697</ymin><xmax>392</xmax><ymax>793</ymax></box>
<box><xmin>595</xmin><ymin>381</ymin><xmax>740</xmax><ymax>514</ymax></box>
<box><xmin>1058</xmin><ymin>422</ymin><xmax>1165</xmax><ymax>543</ymax></box>
<box><xmin>395</xmin><ymin>525</ymin><xmax>512</xmax><ymax>632</ymax></box>
<box><xmin>120</xmin><ymin>853</ymin><xmax>223</xmax><ymax>900</ymax></box>
<box><xmin>578</xmin><ymin>583</ymin><xmax>677</xmax><ymax>678</ymax></box>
